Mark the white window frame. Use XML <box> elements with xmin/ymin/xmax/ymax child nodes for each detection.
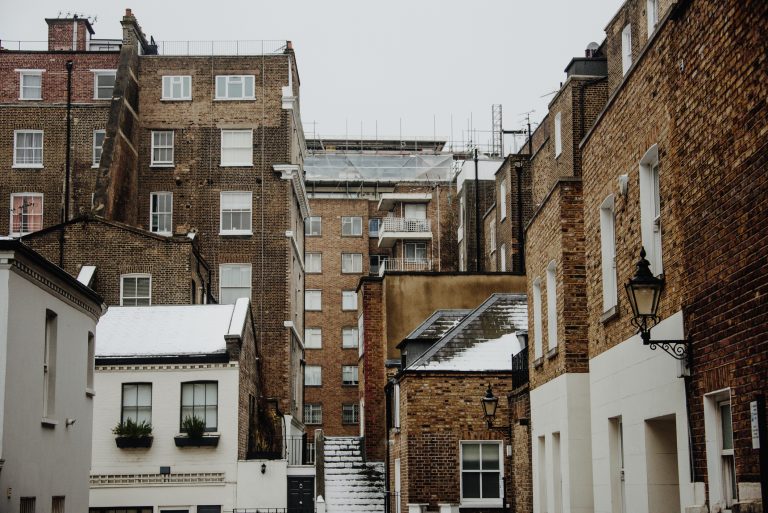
<box><xmin>500</xmin><ymin>244</ymin><xmax>507</xmax><ymax>272</ymax></box>
<box><xmin>404</xmin><ymin>242</ymin><xmax>427</xmax><ymax>261</ymax></box>
<box><xmin>639</xmin><ymin>144</ymin><xmax>663</xmax><ymax>275</ymax></box>
<box><xmin>150</xmin><ymin>191</ymin><xmax>173</xmax><ymax>235</ymax></box>
<box><xmin>17</xmin><ymin>69</ymin><xmax>43</xmax><ymax>100</ymax></box>
<box><xmin>342</xmin><ymin>327</ymin><xmax>359</xmax><ymax>349</ymax></box>
<box><xmin>161</xmin><ymin>75</ymin><xmax>191</xmax><ymax>100</ymax></box>
<box><xmin>621</xmin><ymin>24</ymin><xmax>633</xmax><ymax>75</ymax></box>
<box><xmin>304</xmin><ymin>403</ymin><xmax>322</xmax><ymax>425</ymax></box>
<box><xmin>93</xmin><ymin>130</ymin><xmax>106</xmax><ymax>167</ymax></box>
<box><xmin>704</xmin><ymin>389</ymin><xmax>737</xmax><ymax>512</ymax></box>
<box><xmin>92</xmin><ymin>70</ymin><xmax>116</xmax><ymax>100</ymax></box>
<box><xmin>342</xmin><ymin>290</ymin><xmax>357</xmax><ymax>311</ymax></box>
<box><xmin>342</xmin><ymin>216</ymin><xmax>363</xmax><ymax>236</ymax></box>
<box><xmin>306</xmin><ymin>290</ymin><xmax>322</xmax><ymax>311</ymax></box>
<box><xmin>305</xmin><ymin>252</ymin><xmax>322</xmax><ymax>273</ymax></box>
<box><xmin>546</xmin><ymin>260</ymin><xmax>558</xmax><ymax>350</ymax></box>
<box><xmin>342</xmin><ymin>403</ymin><xmax>360</xmax><ymax>425</ymax></box>
<box><xmin>460</xmin><ymin>441</ymin><xmax>503</xmax><ymax>507</ymax></box>
<box><xmin>121</xmin><ymin>383</ymin><xmax>152</xmax><ymax>425</ymax></box>
<box><xmin>393</xmin><ymin>383</ymin><xmax>401</xmax><ymax>429</ymax></box>
<box><xmin>120</xmin><ymin>274</ymin><xmax>152</xmax><ymax>306</ymax></box>
<box><xmin>533</xmin><ymin>277</ymin><xmax>543</xmax><ymax>359</ymax></box>
<box><xmin>369</xmin><ymin>218</ymin><xmax>381</xmax><ymax>237</ymax></box>
<box><xmin>342</xmin><ymin>365</ymin><xmax>359</xmax><ymax>386</ymax></box>
<box><xmin>499</xmin><ymin>180</ymin><xmax>507</xmax><ymax>220</ymax></box>
<box><xmin>305</xmin><ymin>328</ymin><xmax>322</xmax><ymax>349</ymax></box>
<box><xmin>342</xmin><ymin>253</ymin><xmax>363</xmax><ymax>274</ymax></box>
<box><xmin>554</xmin><ymin>112</ymin><xmax>562</xmax><ymax>157</ymax></box>
<box><xmin>219</xmin><ymin>264</ymin><xmax>252</xmax><ymax>305</ymax></box>
<box><xmin>215</xmin><ymin>75</ymin><xmax>256</xmax><ymax>100</ymax></box>
<box><xmin>151</xmin><ymin>130</ymin><xmax>174</xmax><ymax>167</ymax></box>
<box><xmin>600</xmin><ymin>195</ymin><xmax>618</xmax><ymax>312</ymax></box>
<box><xmin>9</xmin><ymin>192</ymin><xmax>44</xmax><ymax>236</ymax></box>
<box><xmin>305</xmin><ymin>365</ymin><xmax>322</xmax><ymax>387</ymax></box>
<box><xmin>306</xmin><ymin>216</ymin><xmax>322</xmax><ymax>236</ymax></box>
<box><xmin>219</xmin><ymin>191</ymin><xmax>252</xmax><ymax>235</ymax></box>
<box><xmin>13</xmin><ymin>130</ymin><xmax>44</xmax><ymax>168</ymax></box>
<box><xmin>647</xmin><ymin>0</ymin><xmax>659</xmax><ymax>36</ymax></box>
<box><xmin>220</xmin><ymin>129</ymin><xmax>253</xmax><ymax>167</ymax></box>
<box><xmin>489</xmin><ymin>219</ymin><xmax>496</xmax><ymax>254</ymax></box>
<box><xmin>180</xmin><ymin>381</ymin><xmax>218</xmax><ymax>431</ymax></box>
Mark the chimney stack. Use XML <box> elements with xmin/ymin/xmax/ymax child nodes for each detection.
<box><xmin>46</xmin><ymin>16</ymin><xmax>94</xmax><ymax>51</ymax></box>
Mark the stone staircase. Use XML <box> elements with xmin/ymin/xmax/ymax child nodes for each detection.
<box><xmin>323</xmin><ymin>437</ymin><xmax>385</xmax><ymax>513</ymax></box>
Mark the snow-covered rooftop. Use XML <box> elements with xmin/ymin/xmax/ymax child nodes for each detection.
<box><xmin>96</xmin><ymin>301</ymin><xmax>249</xmax><ymax>358</ymax></box>
<box><xmin>408</xmin><ymin>293</ymin><xmax>527</xmax><ymax>372</ymax></box>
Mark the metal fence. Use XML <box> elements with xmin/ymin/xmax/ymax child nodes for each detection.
<box><xmin>511</xmin><ymin>347</ymin><xmax>529</xmax><ymax>388</ymax></box>
<box><xmin>285</xmin><ymin>435</ymin><xmax>314</xmax><ymax>466</ymax></box>
<box><xmin>152</xmin><ymin>40</ymin><xmax>287</xmax><ymax>56</ymax></box>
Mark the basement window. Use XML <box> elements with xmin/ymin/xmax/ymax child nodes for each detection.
<box><xmin>215</xmin><ymin>75</ymin><xmax>255</xmax><ymax>100</ymax></box>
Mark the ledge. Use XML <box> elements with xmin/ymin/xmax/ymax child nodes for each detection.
<box><xmin>533</xmin><ymin>357</ymin><xmax>544</xmax><ymax>369</ymax></box>
<box><xmin>174</xmin><ymin>434</ymin><xmax>220</xmax><ymax>447</ymax></box>
<box><xmin>41</xmin><ymin>417</ymin><xmax>58</xmax><ymax>428</ymax></box>
<box><xmin>546</xmin><ymin>346</ymin><xmax>559</xmax><ymax>360</ymax></box>
<box><xmin>600</xmin><ymin>305</ymin><xmax>619</xmax><ymax>324</ymax></box>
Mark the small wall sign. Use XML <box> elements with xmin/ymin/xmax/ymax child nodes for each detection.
<box><xmin>750</xmin><ymin>400</ymin><xmax>760</xmax><ymax>449</ymax></box>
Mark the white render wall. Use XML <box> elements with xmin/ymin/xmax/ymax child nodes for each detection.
<box><xmin>0</xmin><ymin>262</ymin><xmax>99</xmax><ymax>513</ymax></box>
<box><xmin>589</xmin><ymin>311</ymin><xmax>699</xmax><ymax>513</ymax></box>
<box><xmin>531</xmin><ymin>372</ymin><xmax>594</xmax><ymax>513</ymax></box>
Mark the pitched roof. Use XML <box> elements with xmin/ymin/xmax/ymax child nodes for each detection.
<box><xmin>407</xmin><ymin>293</ymin><xmax>527</xmax><ymax>372</ymax></box>
<box><xmin>398</xmin><ymin>309</ymin><xmax>470</xmax><ymax>347</ymax></box>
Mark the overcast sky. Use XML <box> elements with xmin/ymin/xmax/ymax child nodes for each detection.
<box><xmin>1</xmin><ymin>1</ymin><xmax>623</xmax><ymax>153</ymax></box>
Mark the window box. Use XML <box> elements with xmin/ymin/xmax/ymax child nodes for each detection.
<box><xmin>174</xmin><ymin>434</ymin><xmax>220</xmax><ymax>447</ymax></box>
<box><xmin>115</xmin><ymin>435</ymin><xmax>153</xmax><ymax>449</ymax></box>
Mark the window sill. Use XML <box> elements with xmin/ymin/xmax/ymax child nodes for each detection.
<box><xmin>41</xmin><ymin>417</ymin><xmax>58</xmax><ymax>428</ymax></box>
<box><xmin>341</xmin><ymin>271</ymin><xmax>364</xmax><ymax>275</ymax></box>
<box><xmin>341</xmin><ymin>235</ymin><xmax>364</xmax><ymax>238</ymax></box>
<box><xmin>161</xmin><ymin>98</ymin><xmax>192</xmax><ymax>102</ymax></box>
<box><xmin>85</xmin><ymin>388</ymin><xmax>96</xmax><ymax>398</ymax></box>
<box><xmin>19</xmin><ymin>98</ymin><xmax>42</xmax><ymax>101</ymax></box>
<box><xmin>152</xmin><ymin>231</ymin><xmax>172</xmax><ymax>237</ymax></box>
<box><xmin>342</xmin><ymin>346</ymin><xmax>359</xmax><ymax>350</ymax></box>
<box><xmin>460</xmin><ymin>500</ymin><xmax>503</xmax><ymax>509</ymax></box>
<box><xmin>150</xmin><ymin>164</ymin><xmax>175</xmax><ymax>168</ymax></box>
<box><xmin>93</xmin><ymin>97</ymin><xmax>112</xmax><ymax>101</ymax></box>
<box><xmin>342</xmin><ymin>384</ymin><xmax>359</xmax><ymax>387</ymax></box>
<box><xmin>220</xmin><ymin>163</ymin><xmax>255</xmax><ymax>168</ymax></box>
<box><xmin>546</xmin><ymin>346</ymin><xmax>559</xmax><ymax>359</ymax></box>
<box><xmin>533</xmin><ymin>356</ymin><xmax>544</xmax><ymax>369</ymax></box>
<box><xmin>220</xmin><ymin>231</ymin><xmax>253</xmax><ymax>237</ymax></box>
<box><xmin>306</xmin><ymin>234</ymin><xmax>322</xmax><ymax>237</ymax></box>
<box><xmin>12</xmin><ymin>165</ymin><xmax>43</xmax><ymax>169</ymax></box>
<box><xmin>214</xmin><ymin>97</ymin><xmax>256</xmax><ymax>101</ymax></box>
<box><xmin>91</xmin><ymin>164</ymin><xmax>100</xmax><ymax>169</ymax></box>
<box><xmin>600</xmin><ymin>305</ymin><xmax>619</xmax><ymax>324</ymax></box>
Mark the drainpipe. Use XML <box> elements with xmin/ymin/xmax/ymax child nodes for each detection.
<box><xmin>515</xmin><ymin>162</ymin><xmax>525</xmax><ymax>275</ymax></box>
<box><xmin>474</xmin><ymin>148</ymin><xmax>481</xmax><ymax>272</ymax></box>
<box><xmin>60</xmin><ymin>60</ymin><xmax>73</xmax><ymax>267</ymax></box>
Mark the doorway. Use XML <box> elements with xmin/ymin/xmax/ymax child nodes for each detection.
<box><xmin>287</xmin><ymin>476</ymin><xmax>315</xmax><ymax>513</ymax></box>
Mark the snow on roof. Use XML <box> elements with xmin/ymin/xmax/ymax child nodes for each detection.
<box><xmin>227</xmin><ymin>298</ymin><xmax>249</xmax><ymax>337</ymax></box>
<box><xmin>409</xmin><ymin>294</ymin><xmax>527</xmax><ymax>372</ymax></box>
<box><xmin>403</xmin><ymin>309</ymin><xmax>470</xmax><ymax>341</ymax></box>
<box><xmin>96</xmin><ymin>303</ymin><xmax>248</xmax><ymax>358</ymax></box>
<box><xmin>77</xmin><ymin>265</ymin><xmax>96</xmax><ymax>287</ymax></box>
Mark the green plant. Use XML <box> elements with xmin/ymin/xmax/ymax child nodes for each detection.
<box><xmin>182</xmin><ymin>415</ymin><xmax>207</xmax><ymax>439</ymax></box>
<box><xmin>112</xmin><ymin>418</ymin><xmax>152</xmax><ymax>438</ymax></box>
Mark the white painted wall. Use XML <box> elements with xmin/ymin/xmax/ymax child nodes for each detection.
<box><xmin>531</xmin><ymin>373</ymin><xmax>594</xmax><ymax>513</ymax></box>
<box><xmin>0</xmin><ymin>257</ymin><xmax>99</xmax><ymax>513</ymax></box>
<box><xmin>589</xmin><ymin>311</ymin><xmax>699</xmax><ymax>513</ymax></box>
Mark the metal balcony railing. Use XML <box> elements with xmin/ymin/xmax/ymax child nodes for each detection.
<box><xmin>511</xmin><ymin>348</ymin><xmax>529</xmax><ymax>388</ymax></box>
<box><xmin>379</xmin><ymin>258</ymin><xmax>432</xmax><ymax>275</ymax></box>
<box><xmin>379</xmin><ymin>217</ymin><xmax>431</xmax><ymax>235</ymax></box>
<box><xmin>152</xmin><ymin>40</ymin><xmax>287</xmax><ymax>56</ymax></box>
<box><xmin>285</xmin><ymin>435</ymin><xmax>313</xmax><ymax>465</ymax></box>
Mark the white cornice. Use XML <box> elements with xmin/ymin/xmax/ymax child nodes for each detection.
<box><xmin>274</xmin><ymin>164</ymin><xmax>311</xmax><ymax>219</ymax></box>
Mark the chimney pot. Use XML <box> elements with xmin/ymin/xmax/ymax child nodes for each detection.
<box><xmin>125</xmin><ymin>8</ymin><xmax>132</xmax><ymax>17</ymax></box>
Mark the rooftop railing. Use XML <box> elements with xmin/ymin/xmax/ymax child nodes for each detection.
<box><xmin>0</xmin><ymin>40</ymin><xmax>123</xmax><ymax>51</ymax></box>
<box><xmin>152</xmin><ymin>40</ymin><xmax>288</xmax><ymax>56</ymax></box>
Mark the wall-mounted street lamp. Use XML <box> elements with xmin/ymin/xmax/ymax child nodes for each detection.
<box><xmin>481</xmin><ymin>384</ymin><xmax>513</xmax><ymax>437</ymax></box>
<box><xmin>625</xmin><ymin>247</ymin><xmax>690</xmax><ymax>366</ymax></box>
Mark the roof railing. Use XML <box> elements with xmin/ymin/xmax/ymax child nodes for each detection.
<box><xmin>151</xmin><ymin>40</ymin><xmax>288</xmax><ymax>56</ymax></box>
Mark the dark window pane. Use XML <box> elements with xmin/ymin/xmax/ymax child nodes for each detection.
<box><xmin>462</xmin><ymin>472</ymin><xmax>480</xmax><ymax>498</ymax></box>
<box><xmin>482</xmin><ymin>472</ymin><xmax>500</xmax><ymax>498</ymax></box>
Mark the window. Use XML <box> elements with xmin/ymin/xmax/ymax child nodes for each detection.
<box><xmin>533</xmin><ymin>278</ymin><xmax>543</xmax><ymax>359</ymax></box>
<box><xmin>342</xmin><ymin>253</ymin><xmax>363</xmax><ymax>273</ymax></box>
<box><xmin>622</xmin><ymin>24</ymin><xmax>633</xmax><ymax>75</ymax></box>
<box><xmin>461</xmin><ymin>442</ymin><xmax>502</xmax><ymax>504</ymax></box>
<box><xmin>546</xmin><ymin>261</ymin><xmax>558</xmax><ymax>350</ymax></box>
<box><xmin>342</xmin><ymin>216</ymin><xmax>363</xmax><ymax>236</ymax></box>
<box><xmin>180</xmin><ymin>381</ymin><xmax>218</xmax><ymax>431</ymax></box>
<box><xmin>10</xmin><ymin>193</ymin><xmax>43</xmax><ymax>235</ymax></box>
<box><xmin>86</xmin><ymin>332</ymin><xmax>95</xmax><ymax>393</ymax></box>
<box><xmin>52</xmin><ymin>497</ymin><xmax>65</xmax><ymax>513</ymax></box>
<box><xmin>161</xmin><ymin>75</ymin><xmax>191</xmax><ymax>100</ymax></box>
<box><xmin>13</xmin><ymin>130</ymin><xmax>43</xmax><ymax>167</ymax></box>
<box><xmin>305</xmin><ymin>328</ymin><xmax>322</xmax><ymax>349</ymax></box>
<box><xmin>489</xmin><ymin>219</ymin><xmax>496</xmax><ymax>254</ymax></box>
<box><xmin>719</xmin><ymin>400</ymin><xmax>737</xmax><ymax>509</ymax></box>
<box><xmin>370</xmin><ymin>255</ymin><xmax>387</xmax><ymax>275</ymax></box>
<box><xmin>219</xmin><ymin>264</ymin><xmax>251</xmax><ymax>304</ymax></box>
<box><xmin>121</xmin><ymin>383</ymin><xmax>151</xmax><ymax>424</ymax></box>
<box><xmin>640</xmin><ymin>145</ymin><xmax>663</xmax><ymax>275</ymax></box>
<box><xmin>342</xmin><ymin>290</ymin><xmax>357</xmax><ymax>311</ymax></box>
<box><xmin>304</xmin><ymin>403</ymin><xmax>322</xmax><ymax>424</ymax></box>
<box><xmin>93</xmin><ymin>70</ymin><xmax>116</xmax><ymax>100</ymax></box>
<box><xmin>404</xmin><ymin>203</ymin><xmax>427</xmax><ymax>219</ymax></box>
<box><xmin>459</xmin><ymin>196</ymin><xmax>465</xmax><ymax>230</ymax></box>
<box><xmin>215</xmin><ymin>75</ymin><xmax>255</xmax><ymax>100</ymax></box>
<box><xmin>554</xmin><ymin>112</ymin><xmax>562</xmax><ymax>157</ymax></box>
<box><xmin>120</xmin><ymin>274</ymin><xmax>151</xmax><ymax>306</ymax></box>
<box><xmin>93</xmin><ymin>130</ymin><xmax>106</xmax><ymax>167</ymax></box>
<box><xmin>342</xmin><ymin>327</ymin><xmax>359</xmax><ymax>349</ymax></box>
<box><xmin>306</xmin><ymin>290</ymin><xmax>322</xmax><ymax>311</ymax></box>
<box><xmin>220</xmin><ymin>191</ymin><xmax>252</xmax><ymax>235</ymax></box>
<box><xmin>499</xmin><ymin>180</ymin><xmax>507</xmax><ymax>220</ymax></box>
<box><xmin>150</xmin><ymin>192</ymin><xmax>173</xmax><ymax>235</ymax></box>
<box><xmin>151</xmin><ymin>131</ymin><xmax>174</xmax><ymax>166</ymax></box>
<box><xmin>647</xmin><ymin>0</ymin><xmax>659</xmax><ymax>36</ymax></box>
<box><xmin>305</xmin><ymin>216</ymin><xmax>321</xmax><ymax>236</ymax></box>
<box><xmin>404</xmin><ymin>242</ymin><xmax>426</xmax><ymax>261</ymax></box>
<box><xmin>305</xmin><ymin>252</ymin><xmax>322</xmax><ymax>273</ymax></box>
<box><xmin>43</xmin><ymin>310</ymin><xmax>57</xmax><ymax>418</ymax></box>
<box><xmin>20</xmin><ymin>498</ymin><xmax>35</xmax><ymax>513</ymax></box>
<box><xmin>220</xmin><ymin>129</ymin><xmax>253</xmax><ymax>166</ymax></box>
<box><xmin>500</xmin><ymin>244</ymin><xmax>507</xmax><ymax>272</ymax></box>
<box><xmin>342</xmin><ymin>403</ymin><xmax>360</xmax><ymax>424</ymax></box>
<box><xmin>19</xmin><ymin>70</ymin><xmax>42</xmax><ymax>100</ymax></box>
<box><xmin>305</xmin><ymin>365</ymin><xmax>321</xmax><ymax>386</ymax></box>
<box><xmin>369</xmin><ymin>218</ymin><xmax>381</xmax><ymax>237</ymax></box>
<box><xmin>393</xmin><ymin>383</ymin><xmax>400</xmax><ymax>429</ymax></box>
<box><xmin>600</xmin><ymin>195</ymin><xmax>618</xmax><ymax>312</ymax></box>
<box><xmin>342</xmin><ymin>365</ymin><xmax>359</xmax><ymax>386</ymax></box>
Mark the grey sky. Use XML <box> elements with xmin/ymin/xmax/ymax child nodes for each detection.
<box><xmin>1</xmin><ymin>0</ymin><xmax>623</xmax><ymax>153</ymax></box>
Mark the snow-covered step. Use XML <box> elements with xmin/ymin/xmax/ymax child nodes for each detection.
<box><xmin>323</xmin><ymin>437</ymin><xmax>385</xmax><ymax>513</ymax></box>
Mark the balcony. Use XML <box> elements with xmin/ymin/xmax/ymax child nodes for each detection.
<box><xmin>378</xmin><ymin>217</ymin><xmax>432</xmax><ymax>248</ymax></box>
<box><xmin>379</xmin><ymin>258</ymin><xmax>432</xmax><ymax>275</ymax></box>
<box><xmin>511</xmin><ymin>348</ymin><xmax>529</xmax><ymax>388</ymax></box>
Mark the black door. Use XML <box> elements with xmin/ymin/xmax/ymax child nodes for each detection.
<box><xmin>287</xmin><ymin>476</ymin><xmax>315</xmax><ymax>513</ymax></box>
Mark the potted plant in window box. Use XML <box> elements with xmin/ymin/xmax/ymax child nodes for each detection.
<box><xmin>113</xmin><ymin>418</ymin><xmax>153</xmax><ymax>448</ymax></box>
<box><xmin>174</xmin><ymin>415</ymin><xmax>219</xmax><ymax>447</ymax></box>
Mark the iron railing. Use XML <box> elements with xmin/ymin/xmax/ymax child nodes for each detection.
<box><xmin>379</xmin><ymin>258</ymin><xmax>432</xmax><ymax>275</ymax></box>
<box><xmin>384</xmin><ymin>491</ymin><xmax>401</xmax><ymax>513</ymax></box>
<box><xmin>229</xmin><ymin>509</ymin><xmax>315</xmax><ymax>513</ymax></box>
<box><xmin>285</xmin><ymin>435</ymin><xmax>314</xmax><ymax>465</ymax></box>
<box><xmin>380</xmin><ymin>217</ymin><xmax>431</xmax><ymax>234</ymax></box>
<box><xmin>0</xmin><ymin>40</ymin><xmax>121</xmax><ymax>51</ymax></box>
<box><xmin>152</xmin><ymin>40</ymin><xmax>287</xmax><ymax>56</ymax></box>
<box><xmin>511</xmin><ymin>348</ymin><xmax>529</xmax><ymax>388</ymax></box>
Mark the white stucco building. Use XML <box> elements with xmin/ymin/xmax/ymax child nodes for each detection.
<box><xmin>89</xmin><ymin>300</ymin><xmax>313</xmax><ymax>513</ymax></box>
<box><xmin>0</xmin><ymin>239</ymin><xmax>105</xmax><ymax>513</ymax></box>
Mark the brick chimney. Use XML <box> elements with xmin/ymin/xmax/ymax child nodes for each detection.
<box><xmin>45</xmin><ymin>16</ymin><xmax>94</xmax><ymax>51</ymax></box>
